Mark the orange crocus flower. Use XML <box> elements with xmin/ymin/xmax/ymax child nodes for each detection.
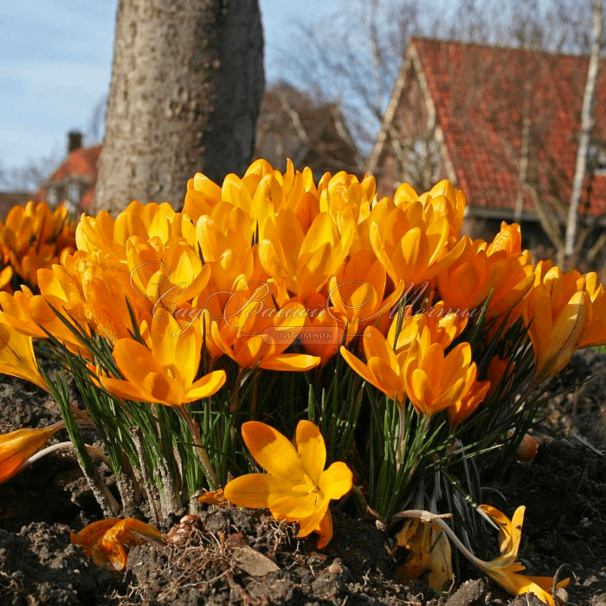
<box><xmin>369</xmin><ymin>198</ymin><xmax>452</xmax><ymax>287</ymax></box>
<box><xmin>524</xmin><ymin>264</ymin><xmax>589</xmax><ymax>382</ymax></box>
<box><xmin>71</xmin><ymin>518</ymin><xmax>165</xmax><ymax>571</ymax></box>
<box><xmin>209</xmin><ymin>284</ymin><xmax>321</xmax><ymax>372</ymax></box>
<box><xmin>447</xmin><ymin>377</ymin><xmax>491</xmax><ymax>426</ymax></box>
<box><xmin>224</xmin><ymin>420</ymin><xmax>353</xmax><ymax>549</ymax></box>
<box><xmin>0</xmin><ymin>421</ymin><xmax>65</xmax><ymax>484</ymax></box>
<box><xmin>438</xmin><ymin>236</ymin><xmax>497</xmax><ymax>313</ymax></box>
<box><xmin>259</xmin><ymin>209</ymin><xmax>354</xmax><ymax>299</ymax></box>
<box><xmin>403</xmin><ymin>327</ymin><xmax>477</xmax><ymax>416</ymax></box>
<box><xmin>101</xmin><ymin>315</ymin><xmax>225</xmax><ymax>406</ymax></box>
<box><xmin>340</xmin><ymin>324</ymin><xmax>416</xmax><ymax>404</ymax></box>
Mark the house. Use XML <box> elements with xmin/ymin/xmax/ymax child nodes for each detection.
<box><xmin>36</xmin><ymin>86</ymin><xmax>361</xmax><ymax>212</ymax></box>
<box><xmin>367</xmin><ymin>37</ymin><xmax>606</xmax><ymax>252</ymax></box>
<box><xmin>253</xmin><ymin>84</ymin><xmax>362</xmax><ymax>177</ymax></box>
<box><xmin>36</xmin><ymin>131</ymin><xmax>101</xmax><ymax>212</ymax></box>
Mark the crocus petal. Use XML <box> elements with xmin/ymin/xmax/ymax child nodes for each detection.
<box><xmin>269</xmin><ymin>493</ymin><xmax>318</xmax><ymax>520</ymax></box>
<box><xmin>259</xmin><ymin>353</ymin><xmax>321</xmax><ymax>372</ymax></box>
<box><xmin>482</xmin><ymin>567</ymin><xmax>564</xmax><ymax>606</ymax></box>
<box><xmin>319</xmin><ymin>461</ymin><xmax>353</xmax><ymax>501</ymax></box>
<box><xmin>112</xmin><ymin>339</ymin><xmax>165</xmax><ymax>385</ymax></box>
<box><xmin>184</xmin><ymin>370</ymin><xmax>226</xmax><ymax>402</ymax></box>
<box><xmin>100</xmin><ymin>377</ymin><xmax>154</xmax><ymax>403</ymax></box>
<box><xmin>241</xmin><ymin>421</ymin><xmax>305</xmax><ymax>484</ymax></box>
<box><xmin>295</xmin><ymin>500</ymin><xmax>330</xmax><ymax>539</ymax></box>
<box><xmin>315</xmin><ymin>510</ymin><xmax>334</xmax><ymax>549</ymax></box>
<box><xmin>296</xmin><ymin>420</ymin><xmax>326</xmax><ymax>486</ymax></box>
<box><xmin>0</xmin><ymin>322</ymin><xmax>48</xmax><ymax>391</ymax></box>
<box><xmin>363</xmin><ymin>326</ymin><xmax>398</xmax><ymax>372</ymax></box>
<box><xmin>224</xmin><ymin>473</ymin><xmax>283</xmax><ymax>509</ymax></box>
<box><xmin>367</xmin><ymin>357</ymin><xmax>400</xmax><ymax>402</ymax></box>
<box><xmin>340</xmin><ymin>346</ymin><xmax>382</xmax><ymax>392</ymax></box>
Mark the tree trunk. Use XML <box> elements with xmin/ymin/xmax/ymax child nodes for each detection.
<box><xmin>93</xmin><ymin>0</ymin><xmax>264</xmax><ymax>214</ymax></box>
<box><xmin>564</xmin><ymin>0</ymin><xmax>602</xmax><ymax>258</ymax></box>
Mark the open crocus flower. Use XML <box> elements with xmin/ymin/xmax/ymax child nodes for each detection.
<box><xmin>224</xmin><ymin>420</ymin><xmax>353</xmax><ymax>549</ymax></box>
<box><xmin>0</xmin><ymin>421</ymin><xmax>65</xmax><ymax>484</ymax></box>
<box><xmin>339</xmin><ymin>309</ymin><xmax>466</xmax><ymax>406</ymax></box>
<box><xmin>369</xmin><ymin>197</ymin><xmax>456</xmax><ymax>287</ymax></box>
<box><xmin>475</xmin><ymin>505</ymin><xmax>569</xmax><ymax>605</ymax></box>
<box><xmin>259</xmin><ymin>209</ymin><xmax>354</xmax><ymax>299</ymax></box>
<box><xmin>328</xmin><ymin>249</ymin><xmax>396</xmax><ymax>342</ymax></box>
<box><xmin>340</xmin><ymin>325</ymin><xmax>413</xmax><ymax>404</ymax></box>
<box><xmin>403</xmin><ymin>327</ymin><xmax>478</xmax><ymax>416</ymax></box>
<box><xmin>101</xmin><ymin>315</ymin><xmax>226</xmax><ymax>406</ymax></box>
<box><xmin>210</xmin><ymin>284</ymin><xmax>321</xmax><ymax>372</ymax></box>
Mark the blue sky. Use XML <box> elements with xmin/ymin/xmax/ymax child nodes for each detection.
<box><xmin>0</xmin><ymin>0</ymin><xmax>337</xmax><ymax>179</ymax></box>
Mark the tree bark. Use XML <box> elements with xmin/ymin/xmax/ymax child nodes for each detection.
<box><xmin>565</xmin><ymin>0</ymin><xmax>602</xmax><ymax>258</ymax></box>
<box><xmin>93</xmin><ymin>0</ymin><xmax>264</xmax><ymax>214</ymax></box>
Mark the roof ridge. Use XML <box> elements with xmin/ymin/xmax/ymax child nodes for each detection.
<box><xmin>410</xmin><ymin>35</ymin><xmax>598</xmax><ymax>61</ymax></box>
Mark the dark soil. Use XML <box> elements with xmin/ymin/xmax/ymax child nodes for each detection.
<box><xmin>1</xmin><ymin>353</ymin><xmax>605</xmax><ymax>606</ymax></box>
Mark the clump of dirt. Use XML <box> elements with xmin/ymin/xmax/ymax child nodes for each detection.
<box><xmin>539</xmin><ymin>349</ymin><xmax>606</xmax><ymax>448</ymax></box>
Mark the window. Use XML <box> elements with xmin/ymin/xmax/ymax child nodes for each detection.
<box><xmin>47</xmin><ymin>187</ymin><xmax>58</xmax><ymax>207</ymax></box>
<box><xmin>405</xmin><ymin>135</ymin><xmax>441</xmax><ymax>189</ymax></box>
<box><xmin>68</xmin><ymin>183</ymin><xmax>80</xmax><ymax>205</ymax></box>
<box><xmin>588</xmin><ymin>143</ymin><xmax>606</xmax><ymax>177</ymax></box>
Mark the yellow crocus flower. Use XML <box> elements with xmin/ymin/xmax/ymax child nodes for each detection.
<box><xmin>224</xmin><ymin>420</ymin><xmax>353</xmax><ymax>549</ymax></box>
<box><xmin>524</xmin><ymin>264</ymin><xmax>589</xmax><ymax>382</ymax></box>
<box><xmin>259</xmin><ymin>209</ymin><xmax>354</xmax><ymax>299</ymax></box>
<box><xmin>340</xmin><ymin>325</ymin><xmax>412</xmax><ymax>404</ymax></box>
<box><xmin>403</xmin><ymin>327</ymin><xmax>477</xmax><ymax>416</ymax></box>
<box><xmin>101</xmin><ymin>315</ymin><xmax>225</xmax><ymax>406</ymax></box>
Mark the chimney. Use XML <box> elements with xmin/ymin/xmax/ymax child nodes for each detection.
<box><xmin>68</xmin><ymin>130</ymin><xmax>83</xmax><ymax>154</ymax></box>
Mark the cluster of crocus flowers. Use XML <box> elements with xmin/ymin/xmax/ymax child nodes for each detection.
<box><xmin>339</xmin><ymin>306</ymin><xmax>485</xmax><ymax>423</ymax></box>
<box><xmin>1</xmin><ymin>162</ymin><xmax>601</xmax><ymax>399</ymax></box>
<box><xmin>0</xmin><ymin>159</ymin><xmax>603</xmax><ymax>590</ymax></box>
<box><xmin>0</xmin><ymin>202</ymin><xmax>76</xmax><ymax>293</ymax></box>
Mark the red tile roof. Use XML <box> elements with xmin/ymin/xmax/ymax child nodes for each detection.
<box><xmin>36</xmin><ymin>145</ymin><xmax>101</xmax><ymax>210</ymax></box>
<box><xmin>377</xmin><ymin>38</ymin><xmax>606</xmax><ymax>215</ymax></box>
